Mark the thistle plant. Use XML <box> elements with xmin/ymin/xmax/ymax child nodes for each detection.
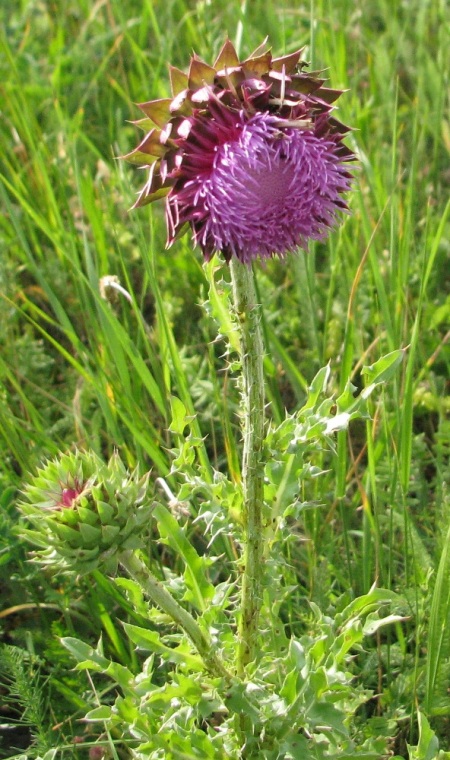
<box><xmin>17</xmin><ymin>38</ymin><xmax>410</xmax><ymax>759</ymax></box>
<box><xmin>20</xmin><ymin>450</ymin><xmax>232</xmax><ymax>679</ymax></box>
<box><xmin>127</xmin><ymin>38</ymin><xmax>355</xmax><ymax>675</ymax></box>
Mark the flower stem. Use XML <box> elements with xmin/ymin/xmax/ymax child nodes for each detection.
<box><xmin>119</xmin><ymin>550</ymin><xmax>232</xmax><ymax>680</ymax></box>
<box><xmin>230</xmin><ymin>258</ymin><xmax>266</xmax><ymax>676</ymax></box>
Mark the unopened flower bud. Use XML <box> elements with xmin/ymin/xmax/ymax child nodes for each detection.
<box><xmin>20</xmin><ymin>450</ymin><xmax>153</xmax><ymax>575</ymax></box>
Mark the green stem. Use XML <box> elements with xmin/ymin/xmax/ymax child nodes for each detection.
<box><xmin>119</xmin><ymin>550</ymin><xmax>232</xmax><ymax>680</ymax></box>
<box><xmin>230</xmin><ymin>258</ymin><xmax>266</xmax><ymax>676</ymax></box>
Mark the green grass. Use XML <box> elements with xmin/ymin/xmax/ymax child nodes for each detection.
<box><xmin>1</xmin><ymin>0</ymin><xmax>449</xmax><ymax>757</ymax></box>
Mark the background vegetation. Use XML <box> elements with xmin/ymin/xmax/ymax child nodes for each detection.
<box><xmin>0</xmin><ymin>0</ymin><xmax>449</xmax><ymax>757</ymax></box>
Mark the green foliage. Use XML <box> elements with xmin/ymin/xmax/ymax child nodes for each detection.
<box><xmin>60</xmin><ymin>588</ymin><xmax>405</xmax><ymax>759</ymax></box>
<box><xmin>13</xmin><ymin>359</ymin><xmax>408</xmax><ymax>757</ymax></box>
<box><xmin>425</xmin><ymin>518</ymin><xmax>450</xmax><ymax>717</ymax></box>
<box><xmin>406</xmin><ymin>712</ymin><xmax>450</xmax><ymax>760</ymax></box>
<box><xmin>0</xmin><ymin>645</ymin><xmax>55</xmax><ymax>758</ymax></box>
<box><xmin>1</xmin><ymin>0</ymin><xmax>449</xmax><ymax>757</ymax></box>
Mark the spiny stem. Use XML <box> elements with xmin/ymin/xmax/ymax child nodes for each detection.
<box><xmin>119</xmin><ymin>550</ymin><xmax>232</xmax><ymax>680</ymax></box>
<box><xmin>230</xmin><ymin>258</ymin><xmax>266</xmax><ymax>676</ymax></box>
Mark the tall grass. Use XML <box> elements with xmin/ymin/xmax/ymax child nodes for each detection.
<box><xmin>1</xmin><ymin>0</ymin><xmax>449</xmax><ymax>756</ymax></box>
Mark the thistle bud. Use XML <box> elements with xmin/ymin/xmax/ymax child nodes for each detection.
<box><xmin>19</xmin><ymin>450</ymin><xmax>153</xmax><ymax>575</ymax></box>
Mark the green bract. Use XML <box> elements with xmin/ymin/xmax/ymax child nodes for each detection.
<box><xmin>20</xmin><ymin>450</ymin><xmax>153</xmax><ymax>575</ymax></box>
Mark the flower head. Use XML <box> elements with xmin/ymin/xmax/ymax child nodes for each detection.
<box><xmin>126</xmin><ymin>39</ymin><xmax>355</xmax><ymax>264</ymax></box>
<box><xmin>20</xmin><ymin>450</ymin><xmax>153</xmax><ymax>575</ymax></box>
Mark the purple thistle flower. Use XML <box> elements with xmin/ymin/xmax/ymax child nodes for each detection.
<box><xmin>126</xmin><ymin>39</ymin><xmax>355</xmax><ymax>264</ymax></box>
